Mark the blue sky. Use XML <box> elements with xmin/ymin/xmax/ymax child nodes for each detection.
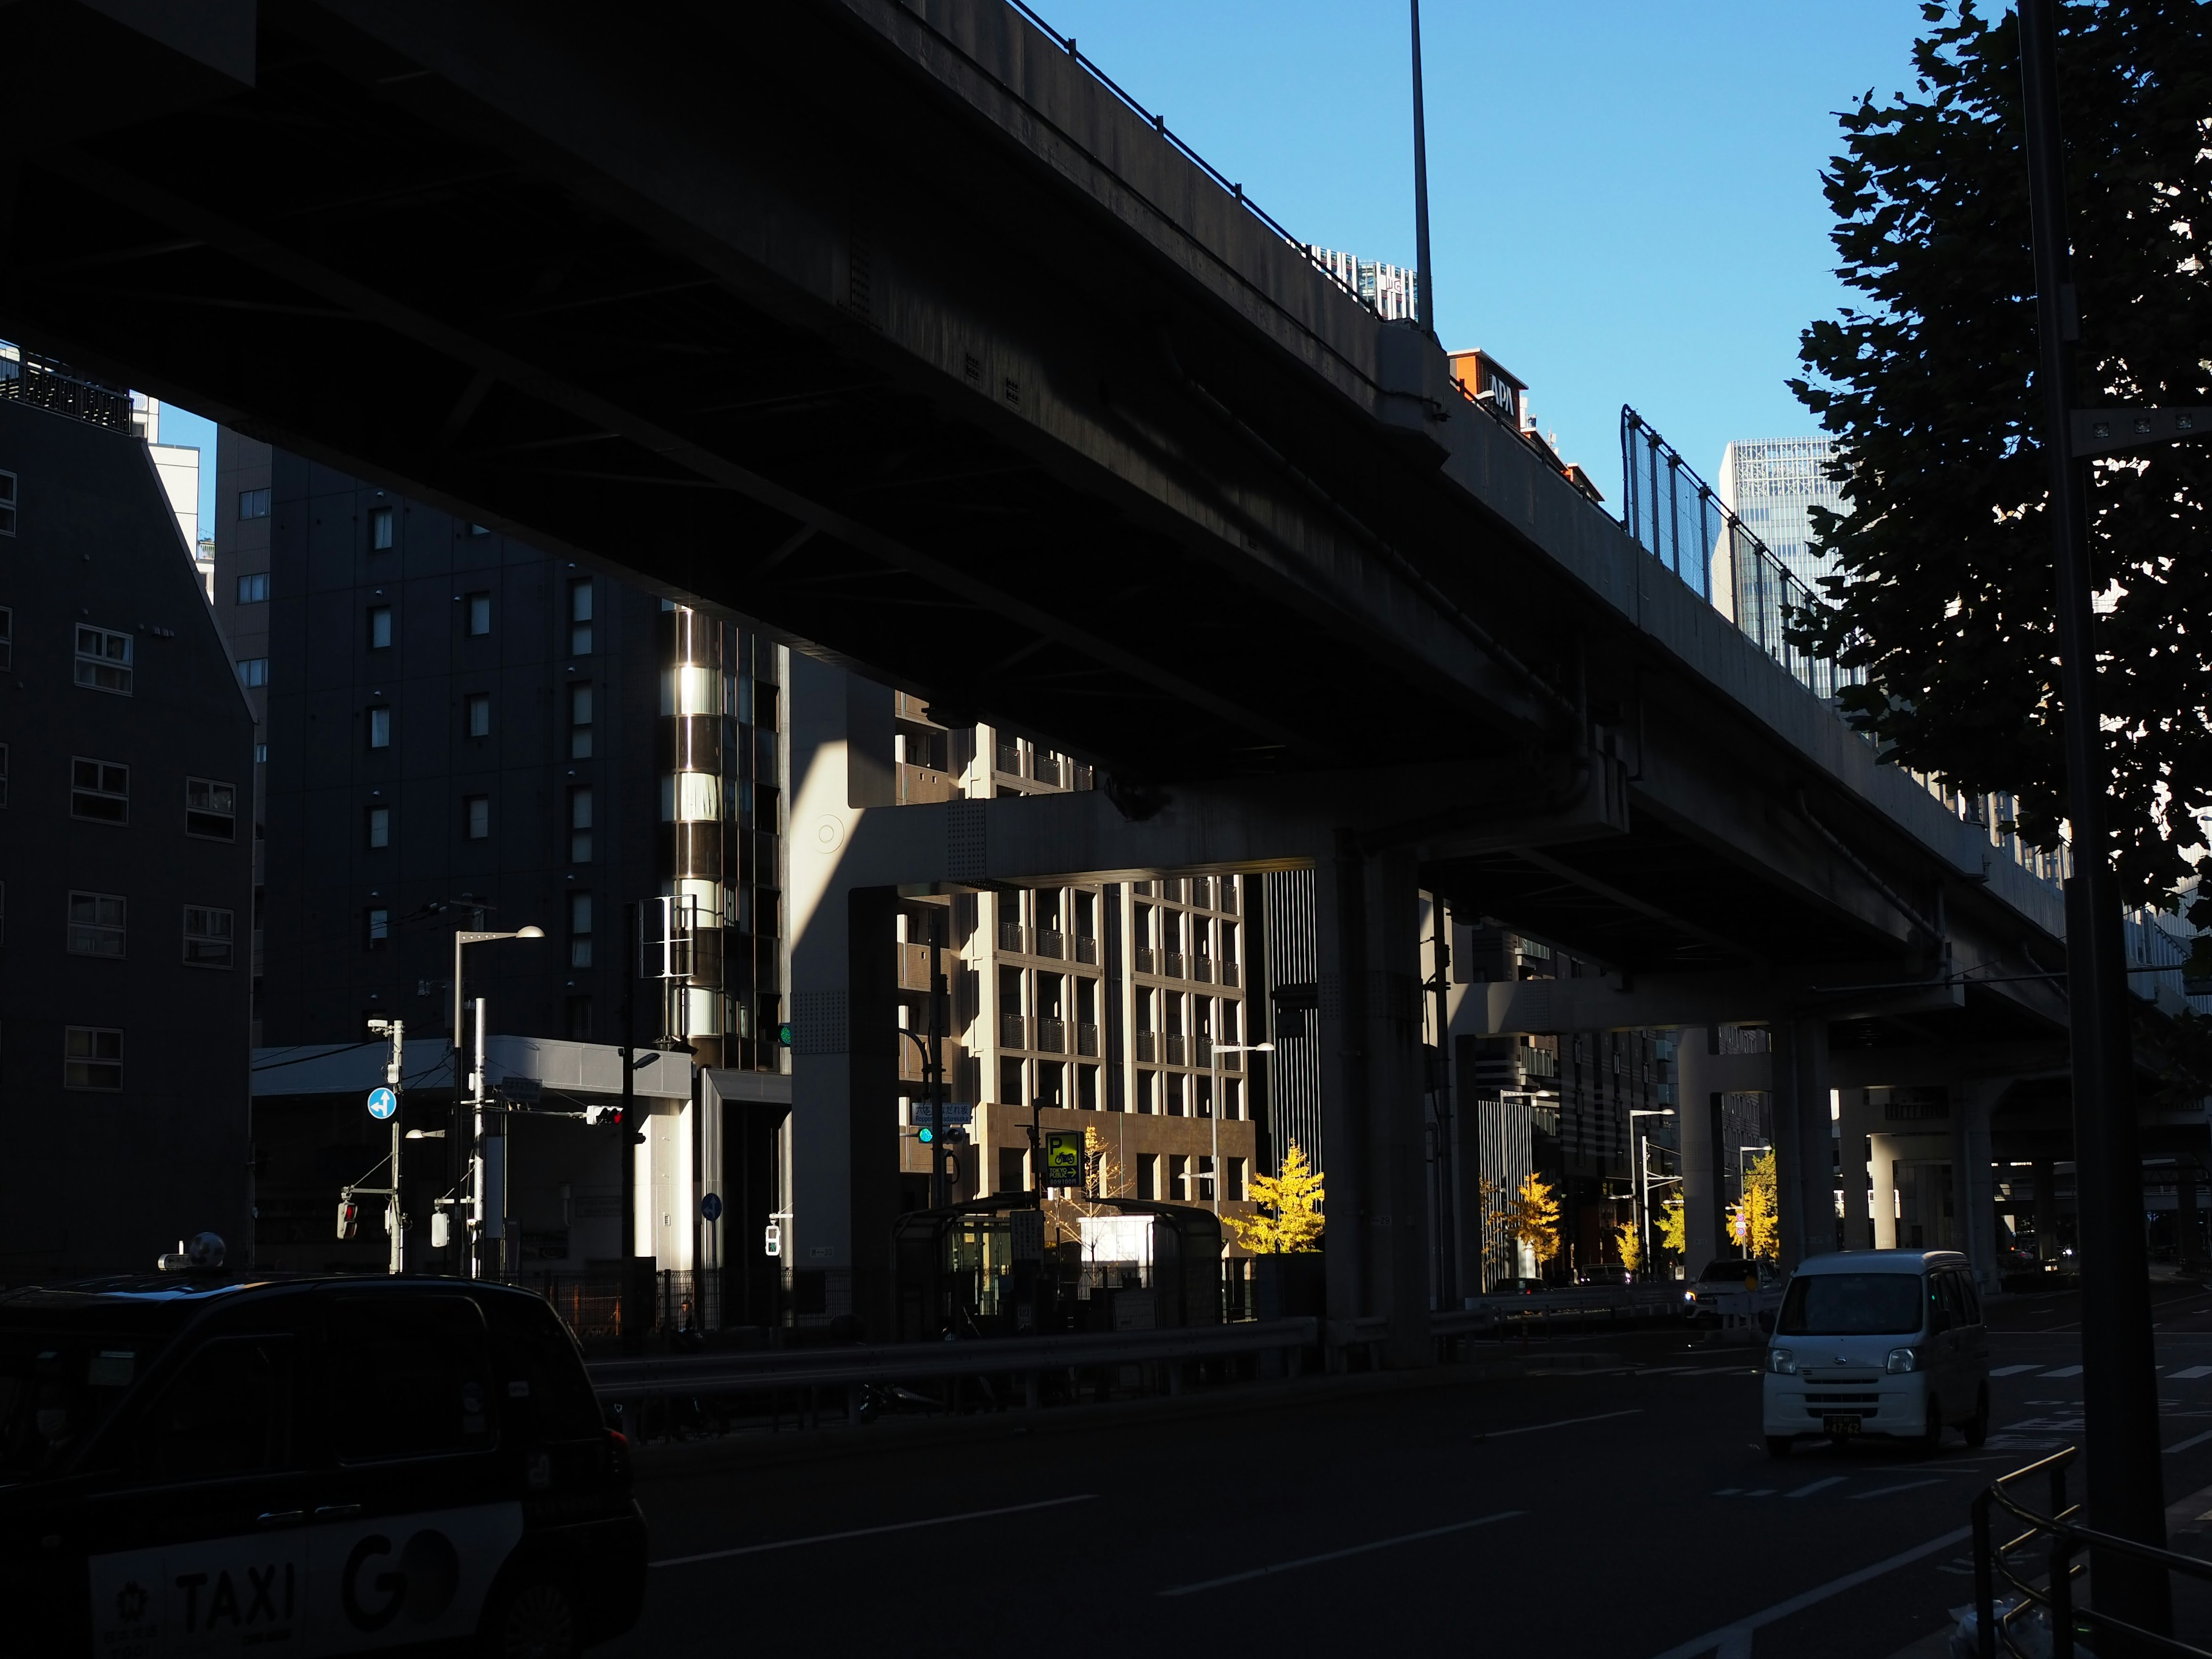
<box><xmin>1035</xmin><ymin>0</ymin><xmax>1932</xmax><ymax>498</ymax></box>
<box><xmin>154</xmin><ymin>3</ymin><xmax>1934</xmax><ymax>519</ymax></box>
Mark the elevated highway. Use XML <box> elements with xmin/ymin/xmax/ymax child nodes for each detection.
<box><xmin>0</xmin><ymin>0</ymin><xmax>2164</xmax><ymax>1352</ymax></box>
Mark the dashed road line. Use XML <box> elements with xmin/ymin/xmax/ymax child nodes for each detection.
<box><xmin>1851</xmin><ymin>1479</ymin><xmax>1944</xmax><ymax>1501</ymax></box>
<box><xmin>1989</xmin><ymin>1364</ymin><xmax>2042</xmax><ymax>1377</ymax></box>
<box><xmin>653</xmin><ymin>1494</ymin><xmax>1099</xmax><ymax>1567</ymax></box>
<box><xmin>1479</xmin><ymin>1408</ymin><xmax>1643</xmax><ymax>1439</ymax></box>
<box><xmin>2165</xmin><ymin>1428</ymin><xmax>2212</xmax><ymax>1457</ymax></box>
<box><xmin>1786</xmin><ymin>1477</ymin><xmax>1847</xmax><ymax>1499</ymax></box>
<box><xmin>2172</xmin><ymin>1366</ymin><xmax>2212</xmax><ymax>1380</ymax></box>
<box><xmin>1644</xmin><ymin>1527</ymin><xmax>1973</xmax><ymax>1659</ymax></box>
<box><xmin>2043</xmin><ymin>1365</ymin><xmax>2084</xmax><ymax>1377</ymax></box>
<box><xmin>1157</xmin><ymin>1510</ymin><xmax>1521</xmax><ymax>1596</ymax></box>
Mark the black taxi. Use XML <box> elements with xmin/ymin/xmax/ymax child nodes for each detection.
<box><xmin>0</xmin><ymin>1274</ymin><xmax>646</xmax><ymax>1656</ymax></box>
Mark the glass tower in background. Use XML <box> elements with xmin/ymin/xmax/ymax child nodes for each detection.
<box><xmin>1715</xmin><ymin>435</ymin><xmax>1845</xmax><ymax>590</ymax></box>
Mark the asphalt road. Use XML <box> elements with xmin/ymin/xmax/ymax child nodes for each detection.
<box><xmin>599</xmin><ymin>1285</ymin><xmax>2212</xmax><ymax>1659</ymax></box>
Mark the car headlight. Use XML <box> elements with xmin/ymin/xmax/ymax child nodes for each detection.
<box><xmin>1885</xmin><ymin>1347</ymin><xmax>1918</xmax><ymax>1374</ymax></box>
<box><xmin>1684</xmin><ymin>1290</ymin><xmax>1698</xmax><ymax>1302</ymax></box>
<box><xmin>1769</xmin><ymin>1347</ymin><xmax>1797</xmax><ymax>1374</ymax></box>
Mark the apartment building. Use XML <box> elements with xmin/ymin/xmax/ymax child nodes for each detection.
<box><xmin>880</xmin><ymin>694</ymin><xmax>1264</xmax><ymax>1243</ymax></box>
<box><xmin>0</xmin><ymin>356</ymin><xmax>255</xmax><ymax>1278</ymax></box>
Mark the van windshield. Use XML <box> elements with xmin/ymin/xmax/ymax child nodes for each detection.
<box><xmin>1778</xmin><ymin>1274</ymin><xmax>1924</xmax><ymax>1336</ymax></box>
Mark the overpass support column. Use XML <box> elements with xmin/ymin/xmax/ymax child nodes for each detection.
<box><xmin>1951</xmin><ymin>1080</ymin><xmax>2003</xmax><ymax>1294</ymax></box>
<box><xmin>1677</xmin><ymin>1027</ymin><xmax>1722</xmax><ymax>1271</ymax></box>
<box><xmin>1771</xmin><ymin>1018</ymin><xmax>1835</xmax><ymax>1271</ymax></box>
<box><xmin>1870</xmin><ymin>1134</ymin><xmax>1901</xmax><ymax>1249</ymax></box>
<box><xmin>1317</xmin><ymin>834</ymin><xmax>1430</xmax><ymax>1369</ymax></box>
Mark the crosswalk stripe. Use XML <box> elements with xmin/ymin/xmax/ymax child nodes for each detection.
<box><xmin>1989</xmin><ymin>1363</ymin><xmax>2041</xmax><ymax>1377</ymax></box>
<box><xmin>2044</xmin><ymin>1365</ymin><xmax>2085</xmax><ymax>1377</ymax></box>
<box><xmin>2172</xmin><ymin>1366</ymin><xmax>2212</xmax><ymax>1380</ymax></box>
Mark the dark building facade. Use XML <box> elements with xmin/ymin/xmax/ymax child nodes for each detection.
<box><xmin>214</xmin><ymin>432</ymin><xmax>789</xmax><ymax>1070</ymax></box>
<box><xmin>0</xmin><ymin>360</ymin><xmax>255</xmax><ymax>1278</ymax></box>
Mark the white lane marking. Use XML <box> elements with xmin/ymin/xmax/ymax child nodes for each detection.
<box><xmin>1714</xmin><ymin>1487</ymin><xmax>1743</xmax><ymax>1497</ymax></box>
<box><xmin>1851</xmin><ymin>1479</ymin><xmax>1944</xmax><ymax>1501</ymax></box>
<box><xmin>2164</xmin><ymin>1429</ymin><xmax>2212</xmax><ymax>1457</ymax></box>
<box><xmin>1989</xmin><ymin>1364</ymin><xmax>2042</xmax><ymax>1377</ymax></box>
<box><xmin>1787</xmin><ymin>1477</ymin><xmax>1847</xmax><ymax>1499</ymax></box>
<box><xmin>1481</xmin><ymin>1408</ymin><xmax>1643</xmax><ymax>1439</ymax></box>
<box><xmin>2043</xmin><ymin>1365</ymin><xmax>2084</xmax><ymax>1377</ymax></box>
<box><xmin>1156</xmin><ymin>1510</ymin><xmax>1521</xmax><ymax>1596</ymax></box>
<box><xmin>1740</xmin><ymin>1489</ymin><xmax>1776</xmax><ymax>1498</ymax></box>
<box><xmin>1643</xmin><ymin>1526</ymin><xmax>1972</xmax><ymax>1659</ymax></box>
<box><xmin>2172</xmin><ymin>1366</ymin><xmax>2212</xmax><ymax>1380</ymax></box>
<box><xmin>653</xmin><ymin>1494</ymin><xmax>1099</xmax><ymax>1567</ymax></box>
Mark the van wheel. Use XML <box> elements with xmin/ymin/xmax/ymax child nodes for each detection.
<box><xmin>1964</xmin><ymin>1385</ymin><xmax>1990</xmax><ymax>1448</ymax></box>
<box><xmin>484</xmin><ymin>1577</ymin><xmax>581</xmax><ymax>1659</ymax></box>
<box><xmin>1766</xmin><ymin>1436</ymin><xmax>1794</xmax><ymax>1459</ymax></box>
<box><xmin>1919</xmin><ymin>1393</ymin><xmax>1945</xmax><ymax>1456</ymax></box>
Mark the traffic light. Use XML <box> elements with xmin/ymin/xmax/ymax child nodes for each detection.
<box><xmin>335</xmin><ymin>1197</ymin><xmax>359</xmax><ymax>1241</ymax></box>
<box><xmin>775</xmin><ymin>1021</ymin><xmax>793</xmax><ymax>1048</ymax></box>
<box><xmin>916</xmin><ymin>1125</ymin><xmax>935</xmax><ymax>1145</ymax></box>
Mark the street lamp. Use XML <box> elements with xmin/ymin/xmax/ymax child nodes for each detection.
<box><xmin>451</xmin><ymin>925</ymin><xmax>544</xmax><ymax>1279</ymax></box>
<box><xmin>1207</xmin><ymin>1040</ymin><xmax>1275</xmax><ymax>1216</ymax></box>
<box><xmin>1629</xmin><ymin>1108</ymin><xmax>1676</xmax><ymax>1281</ymax></box>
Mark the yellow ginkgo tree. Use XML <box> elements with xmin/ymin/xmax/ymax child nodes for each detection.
<box><xmin>1728</xmin><ymin>1150</ymin><xmax>1781</xmax><ymax>1264</ymax></box>
<box><xmin>1506</xmin><ymin>1172</ymin><xmax>1560</xmax><ymax>1267</ymax></box>
<box><xmin>1657</xmin><ymin>1193</ymin><xmax>1687</xmax><ymax>1260</ymax></box>
<box><xmin>1225</xmin><ymin>1139</ymin><xmax>1324</xmax><ymax>1254</ymax></box>
<box><xmin>1613</xmin><ymin>1218</ymin><xmax>1643</xmax><ymax>1274</ymax></box>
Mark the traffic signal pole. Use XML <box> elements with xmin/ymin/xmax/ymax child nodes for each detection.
<box><xmin>621</xmin><ymin>900</ymin><xmax>643</xmax><ymax>1355</ymax></box>
<box><xmin>384</xmin><ymin>1020</ymin><xmax>405</xmax><ymax>1275</ymax></box>
<box><xmin>2017</xmin><ymin>0</ymin><xmax>2168</xmax><ymax>1630</ymax></box>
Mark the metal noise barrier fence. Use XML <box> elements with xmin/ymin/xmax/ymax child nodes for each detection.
<box><xmin>1619</xmin><ymin>407</ymin><xmax>1861</xmax><ymax>703</ymax></box>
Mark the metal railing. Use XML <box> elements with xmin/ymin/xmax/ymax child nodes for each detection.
<box><xmin>1073</xmin><ymin>935</ymin><xmax>1099</xmax><ymax>965</ymax></box>
<box><xmin>1075</xmin><ymin>1022</ymin><xmax>1100</xmax><ymax>1056</ymax></box>
<box><xmin>1972</xmin><ymin>1446</ymin><xmax>2212</xmax><ymax>1659</ymax></box>
<box><xmin>1133</xmin><ymin>946</ymin><xmax>1157</xmax><ymax>975</ymax></box>
<box><xmin>1135</xmin><ymin>1031</ymin><xmax>1158</xmax><ymax>1062</ymax></box>
<box><xmin>1034</xmin><ymin>1016</ymin><xmax>1066</xmax><ymax>1054</ymax></box>
<box><xmin>1000</xmin><ymin>1012</ymin><xmax>1029</xmax><ymax>1049</ymax></box>
<box><xmin>1033</xmin><ymin>927</ymin><xmax>1066</xmax><ymax>960</ymax></box>
<box><xmin>0</xmin><ymin>345</ymin><xmax>134</xmax><ymax>430</ymax></box>
<box><xmin>1032</xmin><ymin>752</ymin><xmax>1063</xmax><ymax>787</ymax></box>
<box><xmin>998</xmin><ymin>4</ymin><xmax>1378</xmax><ymax>320</ymax></box>
<box><xmin>995</xmin><ymin>740</ymin><xmax>1024</xmax><ymax>777</ymax></box>
<box><xmin>999</xmin><ymin>920</ymin><xmax>1027</xmax><ymax>953</ymax></box>
<box><xmin>1190</xmin><ymin>952</ymin><xmax>1213</xmax><ymax>983</ymax></box>
<box><xmin>1620</xmin><ymin>406</ymin><xmax>1861</xmax><ymax>703</ymax></box>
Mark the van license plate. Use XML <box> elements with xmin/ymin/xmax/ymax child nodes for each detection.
<box><xmin>1825</xmin><ymin>1415</ymin><xmax>1861</xmax><ymax>1437</ymax></box>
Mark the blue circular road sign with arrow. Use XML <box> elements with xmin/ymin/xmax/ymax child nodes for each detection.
<box><xmin>366</xmin><ymin>1086</ymin><xmax>399</xmax><ymax>1120</ymax></box>
<box><xmin>700</xmin><ymin>1192</ymin><xmax>724</xmax><ymax>1223</ymax></box>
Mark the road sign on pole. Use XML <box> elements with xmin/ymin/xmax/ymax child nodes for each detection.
<box><xmin>366</xmin><ymin>1086</ymin><xmax>399</xmax><ymax>1120</ymax></box>
<box><xmin>700</xmin><ymin>1192</ymin><xmax>724</xmax><ymax>1223</ymax></box>
<box><xmin>1043</xmin><ymin>1128</ymin><xmax>1084</xmax><ymax>1190</ymax></box>
<box><xmin>763</xmin><ymin>1222</ymin><xmax>782</xmax><ymax>1257</ymax></box>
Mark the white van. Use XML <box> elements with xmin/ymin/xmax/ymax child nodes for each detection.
<box><xmin>1762</xmin><ymin>1248</ymin><xmax>1990</xmax><ymax>1457</ymax></box>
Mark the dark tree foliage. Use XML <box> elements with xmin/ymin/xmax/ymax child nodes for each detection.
<box><xmin>1790</xmin><ymin>0</ymin><xmax>2212</xmax><ymax>920</ymax></box>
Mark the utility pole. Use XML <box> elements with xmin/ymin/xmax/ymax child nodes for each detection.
<box><xmin>929</xmin><ymin>964</ymin><xmax>949</xmax><ymax>1210</ymax></box>
<box><xmin>1426</xmin><ymin>902</ymin><xmax>1456</xmax><ymax>1306</ymax></box>
<box><xmin>2017</xmin><ymin>0</ymin><xmax>2168</xmax><ymax>1631</ymax></box>
<box><xmin>1408</xmin><ymin>0</ymin><xmax>1435</xmax><ymax>339</ymax></box>
<box><xmin>383</xmin><ymin>1020</ymin><xmax>404</xmax><ymax>1275</ymax></box>
<box><xmin>621</xmin><ymin>900</ymin><xmax>643</xmax><ymax>1355</ymax></box>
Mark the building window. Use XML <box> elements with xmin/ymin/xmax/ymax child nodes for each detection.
<box><xmin>64</xmin><ymin>1027</ymin><xmax>122</xmax><ymax>1090</ymax></box>
<box><xmin>1137</xmin><ymin>1153</ymin><xmax>1159</xmax><ymax>1200</ymax></box>
<box><xmin>365</xmin><ymin>907</ymin><xmax>389</xmax><ymax>949</ymax></box>
<box><xmin>70</xmin><ymin>757</ymin><xmax>128</xmax><ymax>824</ymax></box>
<box><xmin>467</xmin><ymin>592</ymin><xmax>491</xmax><ymax>636</ymax></box>
<box><xmin>185</xmin><ymin>778</ymin><xmax>236</xmax><ymax>840</ymax></box>
<box><xmin>465</xmin><ymin>794</ymin><xmax>490</xmax><ymax>839</ymax></box>
<box><xmin>0</xmin><ymin>605</ymin><xmax>13</xmax><ymax>671</ymax></box>
<box><xmin>998</xmin><ymin>1146</ymin><xmax>1026</xmax><ymax>1195</ymax></box>
<box><xmin>570</xmin><ymin>891</ymin><xmax>593</xmax><ymax>968</ymax></box>
<box><xmin>237</xmin><ymin>487</ymin><xmax>270</xmax><ymax>520</ymax></box>
<box><xmin>569</xmin><ymin>786</ymin><xmax>593</xmax><ymax>862</ymax></box>
<box><xmin>183</xmin><ymin>906</ymin><xmax>234</xmax><ymax>968</ymax></box>
<box><xmin>74</xmin><ymin>625</ymin><xmax>133</xmax><ymax>695</ymax></box>
<box><xmin>254</xmin><ymin>743</ymin><xmax>268</xmax><ymax>765</ymax></box>
<box><xmin>569</xmin><ymin>579</ymin><xmax>594</xmax><ymax>655</ymax></box>
<box><xmin>367</xmin><ymin>605</ymin><xmax>392</xmax><ymax>649</ymax></box>
<box><xmin>368</xmin><ymin>505</ymin><xmax>393</xmax><ymax>550</ymax></box>
<box><xmin>466</xmin><ymin>693</ymin><xmax>491</xmax><ymax>739</ymax></box>
<box><xmin>365</xmin><ymin>805</ymin><xmax>390</xmax><ymax>848</ymax></box>
<box><xmin>367</xmin><ymin>706</ymin><xmax>391</xmax><ymax>749</ymax></box>
<box><xmin>236</xmin><ymin>572</ymin><xmax>270</xmax><ymax>605</ymax></box>
<box><xmin>1227</xmin><ymin>1156</ymin><xmax>1247</xmax><ymax>1202</ymax></box>
<box><xmin>569</xmin><ymin>681</ymin><xmax>594</xmax><ymax>759</ymax></box>
<box><xmin>238</xmin><ymin>657</ymin><xmax>271</xmax><ymax>690</ymax></box>
<box><xmin>66</xmin><ymin>892</ymin><xmax>126</xmax><ymax>957</ymax></box>
<box><xmin>0</xmin><ymin>468</ymin><xmax>16</xmax><ymax>535</ymax></box>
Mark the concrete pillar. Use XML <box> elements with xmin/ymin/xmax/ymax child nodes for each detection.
<box><xmin>1951</xmin><ymin>1080</ymin><xmax>2003</xmax><ymax>1293</ymax></box>
<box><xmin>1771</xmin><ymin>1017</ymin><xmax>1835</xmax><ymax>1271</ymax></box>
<box><xmin>1871</xmin><ymin>1131</ymin><xmax>1900</xmax><ymax>1249</ymax></box>
<box><xmin>1836</xmin><ymin>1089</ymin><xmax>1877</xmax><ymax>1251</ymax></box>
<box><xmin>1678</xmin><ymin>1025</ymin><xmax>1722</xmax><ymax>1270</ymax></box>
<box><xmin>1317</xmin><ymin>833</ymin><xmax>1430</xmax><ymax>1367</ymax></box>
<box><xmin>2033</xmin><ymin>1159</ymin><xmax>2059</xmax><ymax>1260</ymax></box>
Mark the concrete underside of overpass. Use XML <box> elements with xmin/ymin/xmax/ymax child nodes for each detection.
<box><xmin>1</xmin><ymin>0</ymin><xmax>2191</xmax><ymax>1354</ymax></box>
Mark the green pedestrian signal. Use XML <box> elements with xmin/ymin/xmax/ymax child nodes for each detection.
<box><xmin>775</xmin><ymin>1021</ymin><xmax>794</xmax><ymax>1047</ymax></box>
<box><xmin>916</xmin><ymin>1125</ymin><xmax>935</xmax><ymax>1145</ymax></box>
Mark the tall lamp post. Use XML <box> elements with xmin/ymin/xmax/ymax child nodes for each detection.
<box><xmin>1207</xmin><ymin>1041</ymin><xmax>1275</xmax><ymax>1216</ymax></box>
<box><xmin>451</xmin><ymin>925</ymin><xmax>544</xmax><ymax>1280</ymax></box>
<box><xmin>1630</xmin><ymin>1108</ymin><xmax>1675</xmax><ymax>1280</ymax></box>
